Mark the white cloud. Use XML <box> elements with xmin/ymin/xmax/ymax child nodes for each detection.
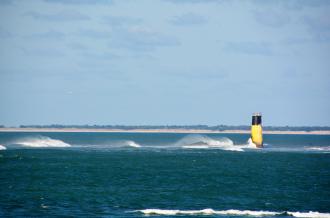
<box><xmin>25</xmin><ymin>11</ymin><xmax>90</xmax><ymax>22</ymax></box>
<box><xmin>170</xmin><ymin>13</ymin><xmax>207</xmax><ymax>26</ymax></box>
<box><xmin>253</xmin><ymin>10</ymin><xmax>290</xmax><ymax>28</ymax></box>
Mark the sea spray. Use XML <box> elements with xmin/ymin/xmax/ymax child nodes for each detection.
<box><xmin>14</xmin><ymin>136</ymin><xmax>71</xmax><ymax>148</ymax></box>
<box><xmin>177</xmin><ymin>134</ymin><xmax>234</xmax><ymax>147</ymax></box>
<box><xmin>304</xmin><ymin>146</ymin><xmax>330</xmax><ymax>152</ymax></box>
<box><xmin>248</xmin><ymin>137</ymin><xmax>257</xmax><ymax>147</ymax></box>
<box><xmin>135</xmin><ymin>209</ymin><xmax>330</xmax><ymax>217</ymax></box>
<box><xmin>4</xmin><ymin>133</ymin><xmax>329</xmax><ymax>153</ymax></box>
<box><xmin>287</xmin><ymin>211</ymin><xmax>330</xmax><ymax>218</ymax></box>
<box><xmin>177</xmin><ymin>134</ymin><xmax>245</xmax><ymax>151</ymax></box>
<box><xmin>120</xmin><ymin>140</ymin><xmax>141</xmax><ymax>148</ymax></box>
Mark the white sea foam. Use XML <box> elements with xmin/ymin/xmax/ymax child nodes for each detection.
<box><xmin>137</xmin><ymin>209</ymin><xmax>279</xmax><ymax>216</ymax></box>
<box><xmin>178</xmin><ymin>135</ymin><xmax>244</xmax><ymax>151</ymax></box>
<box><xmin>247</xmin><ymin>138</ymin><xmax>257</xmax><ymax>147</ymax></box>
<box><xmin>123</xmin><ymin>140</ymin><xmax>141</xmax><ymax>148</ymax></box>
<box><xmin>182</xmin><ymin>145</ymin><xmax>210</xmax><ymax>149</ymax></box>
<box><xmin>14</xmin><ymin>136</ymin><xmax>71</xmax><ymax>148</ymax></box>
<box><xmin>177</xmin><ymin>135</ymin><xmax>262</xmax><ymax>151</ymax></box>
<box><xmin>304</xmin><ymin>146</ymin><xmax>330</xmax><ymax>152</ymax></box>
<box><xmin>73</xmin><ymin>140</ymin><xmax>141</xmax><ymax>150</ymax></box>
<box><xmin>0</xmin><ymin>145</ymin><xmax>6</xmax><ymax>150</ymax></box>
<box><xmin>287</xmin><ymin>211</ymin><xmax>330</xmax><ymax>218</ymax></box>
<box><xmin>135</xmin><ymin>209</ymin><xmax>330</xmax><ymax>217</ymax></box>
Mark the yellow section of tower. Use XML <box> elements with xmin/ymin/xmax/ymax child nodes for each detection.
<box><xmin>251</xmin><ymin>125</ymin><xmax>263</xmax><ymax>148</ymax></box>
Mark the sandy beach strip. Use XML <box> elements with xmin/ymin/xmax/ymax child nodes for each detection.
<box><xmin>0</xmin><ymin>128</ymin><xmax>329</xmax><ymax>135</ymax></box>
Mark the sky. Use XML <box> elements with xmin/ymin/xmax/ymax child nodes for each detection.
<box><xmin>0</xmin><ymin>0</ymin><xmax>329</xmax><ymax>126</ymax></box>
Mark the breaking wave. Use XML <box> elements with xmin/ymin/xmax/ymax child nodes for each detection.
<box><xmin>14</xmin><ymin>136</ymin><xmax>71</xmax><ymax>148</ymax></box>
<box><xmin>177</xmin><ymin>135</ymin><xmax>256</xmax><ymax>151</ymax></box>
<box><xmin>248</xmin><ymin>137</ymin><xmax>257</xmax><ymax>147</ymax></box>
<box><xmin>134</xmin><ymin>209</ymin><xmax>330</xmax><ymax>217</ymax></box>
<box><xmin>288</xmin><ymin>211</ymin><xmax>330</xmax><ymax>218</ymax></box>
<box><xmin>304</xmin><ymin>146</ymin><xmax>330</xmax><ymax>152</ymax></box>
<box><xmin>115</xmin><ymin>140</ymin><xmax>141</xmax><ymax>148</ymax></box>
<box><xmin>76</xmin><ymin>140</ymin><xmax>141</xmax><ymax>149</ymax></box>
<box><xmin>178</xmin><ymin>134</ymin><xmax>234</xmax><ymax>146</ymax></box>
<box><xmin>4</xmin><ymin>134</ymin><xmax>329</xmax><ymax>153</ymax></box>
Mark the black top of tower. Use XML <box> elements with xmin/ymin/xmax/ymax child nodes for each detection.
<box><xmin>252</xmin><ymin>113</ymin><xmax>262</xmax><ymax>125</ymax></box>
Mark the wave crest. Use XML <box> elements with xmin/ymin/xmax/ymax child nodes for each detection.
<box><xmin>121</xmin><ymin>140</ymin><xmax>141</xmax><ymax>148</ymax></box>
<box><xmin>304</xmin><ymin>146</ymin><xmax>330</xmax><ymax>152</ymax></box>
<box><xmin>287</xmin><ymin>211</ymin><xmax>330</xmax><ymax>218</ymax></box>
<box><xmin>0</xmin><ymin>145</ymin><xmax>6</xmax><ymax>150</ymax></box>
<box><xmin>135</xmin><ymin>209</ymin><xmax>330</xmax><ymax>217</ymax></box>
<box><xmin>177</xmin><ymin>135</ymin><xmax>243</xmax><ymax>151</ymax></box>
<box><xmin>14</xmin><ymin>136</ymin><xmax>71</xmax><ymax>148</ymax></box>
<box><xmin>135</xmin><ymin>209</ymin><xmax>279</xmax><ymax>216</ymax></box>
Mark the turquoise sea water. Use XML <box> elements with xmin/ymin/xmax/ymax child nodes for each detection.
<box><xmin>0</xmin><ymin>132</ymin><xmax>330</xmax><ymax>217</ymax></box>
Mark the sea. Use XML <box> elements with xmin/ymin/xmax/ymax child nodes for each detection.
<box><xmin>0</xmin><ymin>132</ymin><xmax>329</xmax><ymax>217</ymax></box>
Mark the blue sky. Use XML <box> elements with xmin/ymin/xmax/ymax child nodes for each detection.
<box><xmin>0</xmin><ymin>0</ymin><xmax>329</xmax><ymax>126</ymax></box>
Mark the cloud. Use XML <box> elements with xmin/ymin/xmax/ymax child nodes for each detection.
<box><xmin>302</xmin><ymin>14</ymin><xmax>330</xmax><ymax>42</ymax></box>
<box><xmin>77</xmin><ymin>26</ymin><xmax>180</xmax><ymax>52</ymax></box>
<box><xmin>303</xmin><ymin>14</ymin><xmax>330</xmax><ymax>31</ymax></box>
<box><xmin>0</xmin><ymin>0</ymin><xmax>13</xmax><ymax>6</ymax></box>
<box><xmin>80</xmin><ymin>52</ymin><xmax>120</xmax><ymax>60</ymax></box>
<box><xmin>298</xmin><ymin>0</ymin><xmax>330</xmax><ymax>7</ymax></box>
<box><xmin>25</xmin><ymin>11</ymin><xmax>90</xmax><ymax>22</ymax></box>
<box><xmin>281</xmin><ymin>13</ymin><xmax>330</xmax><ymax>45</ymax></box>
<box><xmin>163</xmin><ymin>0</ymin><xmax>219</xmax><ymax>4</ymax></box>
<box><xmin>0</xmin><ymin>28</ymin><xmax>12</xmax><ymax>38</ymax></box>
<box><xmin>252</xmin><ymin>0</ymin><xmax>330</xmax><ymax>10</ymax></box>
<box><xmin>26</xmin><ymin>30</ymin><xmax>66</xmax><ymax>40</ymax></box>
<box><xmin>223</xmin><ymin>41</ymin><xmax>273</xmax><ymax>56</ymax></box>
<box><xmin>109</xmin><ymin>26</ymin><xmax>180</xmax><ymax>52</ymax></box>
<box><xmin>281</xmin><ymin>37</ymin><xmax>315</xmax><ymax>45</ymax></box>
<box><xmin>170</xmin><ymin>13</ymin><xmax>207</xmax><ymax>26</ymax></box>
<box><xmin>43</xmin><ymin>0</ymin><xmax>112</xmax><ymax>4</ymax></box>
<box><xmin>102</xmin><ymin>16</ymin><xmax>142</xmax><ymax>27</ymax></box>
<box><xmin>67</xmin><ymin>42</ymin><xmax>89</xmax><ymax>51</ymax></box>
<box><xmin>78</xmin><ymin>29</ymin><xmax>111</xmax><ymax>39</ymax></box>
<box><xmin>253</xmin><ymin>10</ymin><xmax>290</xmax><ymax>28</ymax></box>
<box><xmin>21</xmin><ymin>47</ymin><xmax>65</xmax><ymax>57</ymax></box>
<box><xmin>170</xmin><ymin>69</ymin><xmax>227</xmax><ymax>80</ymax></box>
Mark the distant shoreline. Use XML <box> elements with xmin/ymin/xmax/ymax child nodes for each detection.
<box><xmin>0</xmin><ymin>128</ymin><xmax>330</xmax><ymax>135</ymax></box>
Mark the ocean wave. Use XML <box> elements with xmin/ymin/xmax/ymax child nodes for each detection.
<box><xmin>135</xmin><ymin>209</ymin><xmax>278</xmax><ymax>216</ymax></box>
<box><xmin>6</xmin><ymin>134</ymin><xmax>329</xmax><ymax>153</ymax></box>
<box><xmin>304</xmin><ymin>146</ymin><xmax>330</xmax><ymax>152</ymax></box>
<box><xmin>117</xmin><ymin>140</ymin><xmax>141</xmax><ymax>148</ymax></box>
<box><xmin>134</xmin><ymin>209</ymin><xmax>330</xmax><ymax>217</ymax></box>
<box><xmin>177</xmin><ymin>134</ymin><xmax>245</xmax><ymax>151</ymax></box>
<box><xmin>287</xmin><ymin>211</ymin><xmax>330</xmax><ymax>218</ymax></box>
<box><xmin>177</xmin><ymin>134</ymin><xmax>234</xmax><ymax>147</ymax></box>
<box><xmin>262</xmin><ymin>146</ymin><xmax>330</xmax><ymax>153</ymax></box>
<box><xmin>14</xmin><ymin>136</ymin><xmax>71</xmax><ymax>148</ymax></box>
<box><xmin>176</xmin><ymin>135</ymin><xmax>261</xmax><ymax>151</ymax></box>
<box><xmin>247</xmin><ymin>137</ymin><xmax>257</xmax><ymax>147</ymax></box>
<box><xmin>75</xmin><ymin>140</ymin><xmax>141</xmax><ymax>149</ymax></box>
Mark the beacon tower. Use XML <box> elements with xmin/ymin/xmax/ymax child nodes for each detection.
<box><xmin>251</xmin><ymin>113</ymin><xmax>263</xmax><ymax>148</ymax></box>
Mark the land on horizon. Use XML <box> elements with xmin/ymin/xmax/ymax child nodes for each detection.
<box><xmin>1</xmin><ymin>125</ymin><xmax>330</xmax><ymax>135</ymax></box>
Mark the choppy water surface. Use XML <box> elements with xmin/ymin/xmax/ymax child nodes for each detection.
<box><xmin>0</xmin><ymin>132</ymin><xmax>329</xmax><ymax>217</ymax></box>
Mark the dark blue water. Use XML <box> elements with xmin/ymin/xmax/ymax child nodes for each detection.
<box><xmin>0</xmin><ymin>132</ymin><xmax>329</xmax><ymax>217</ymax></box>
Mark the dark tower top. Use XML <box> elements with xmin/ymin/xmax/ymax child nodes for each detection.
<box><xmin>252</xmin><ymin>113</ymin><xmax>262</xmax><ymax>125</ymax></box>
